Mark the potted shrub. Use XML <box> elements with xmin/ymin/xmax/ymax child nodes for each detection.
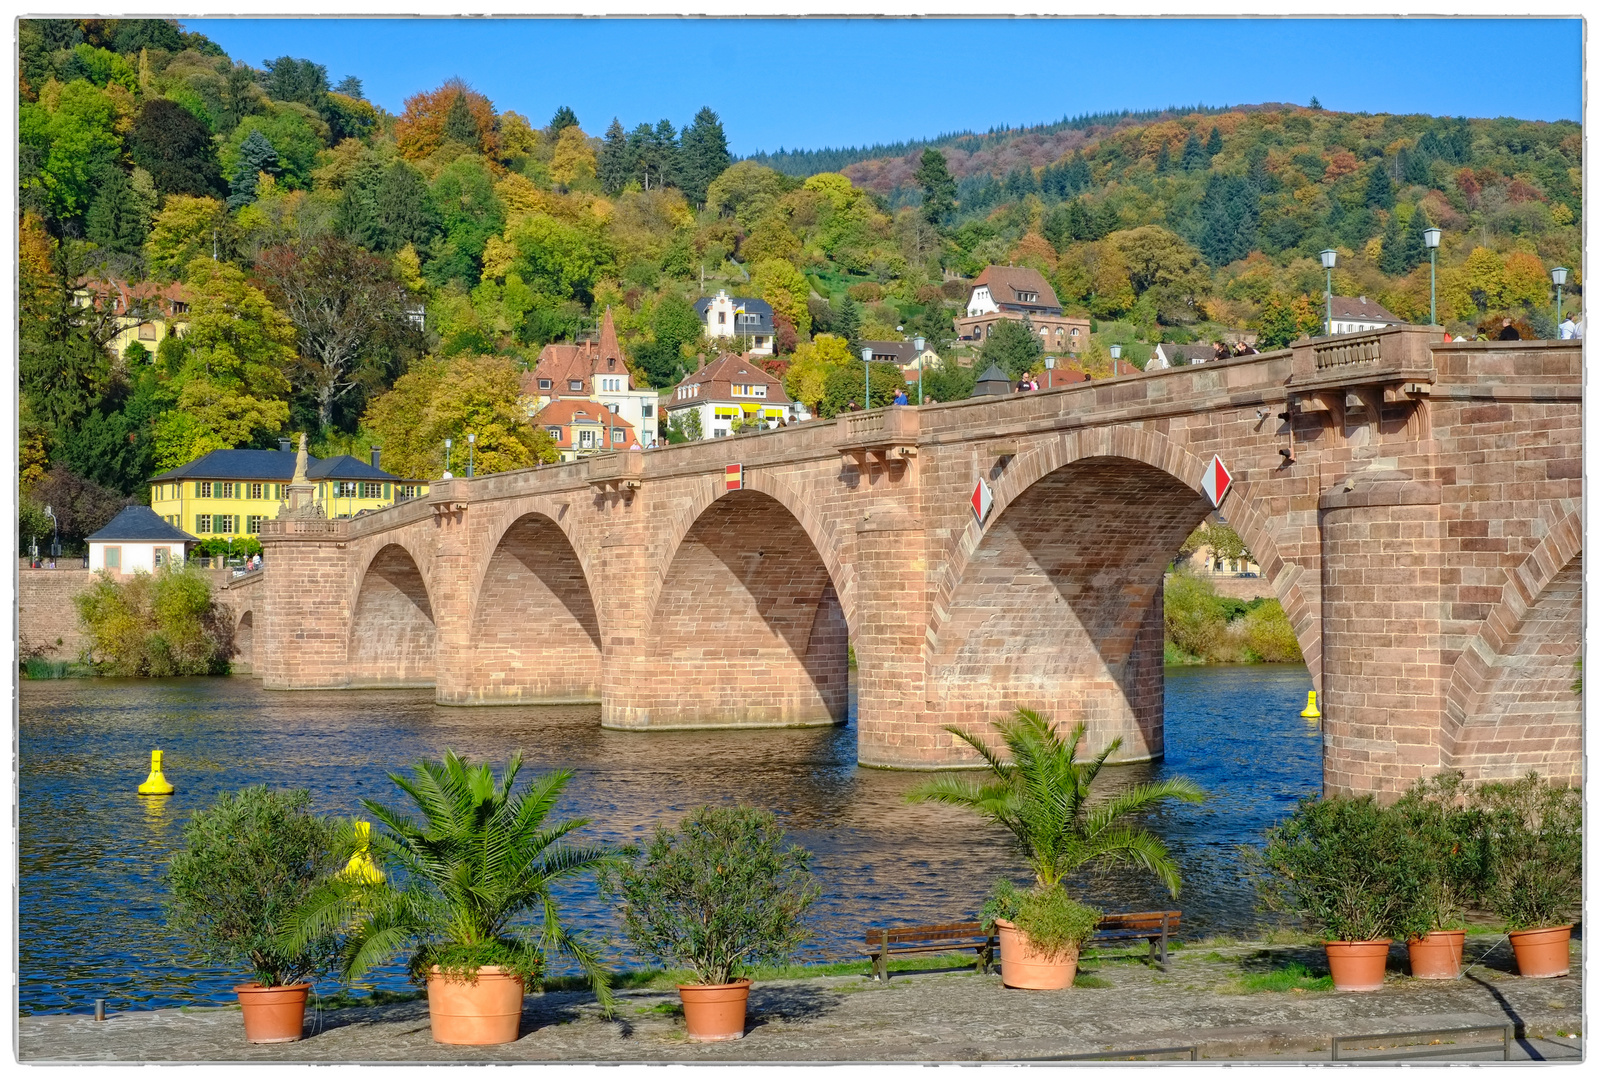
<box><xmin>165</xmin><ymin>786</ymin><xmax>342</xmax><ymax>1043</ymax></box>
<box><xmin>602</xmin><ymin>804</ymin><xmax>820</xmax><ymax>1041</ymax></box>
<box><xmin>286</xmin><ymin>751</ymin><xmax>618</xmax><ymax>1044</ymax></box>
<box><xmin>1471</xmin><ymin>772</ymin><xmax>1581</xmax><ymax>978</ymax></box>
<box><xmin>909</xmin><ymin>709</ymin><xmax>1204</xmax><ymax>990</ymax></box>
<box><xmin>1258</xmin><ymin>794</ymin><xmax>1409</xmax><ymax>991</ymax></box>
<box><xmin>1391</xmin><ymin>772</ymin><xmax>1485</xmax><ymax>979</ymax></box>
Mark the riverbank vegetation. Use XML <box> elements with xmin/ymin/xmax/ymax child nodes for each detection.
<box><xmin>73</xmin><ymin>565</ymin><xmax>235</xmax><ymax>675</ymax></box>
<box><xmin>1164</xmin><ymin>569</ymin><xmax>1301</xmax><ymax>665</ymax></box>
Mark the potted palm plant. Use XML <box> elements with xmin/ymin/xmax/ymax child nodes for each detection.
<box><xmin>1258</xmin><ymin>794</ymin><xmax>1409</xmax><ymax>991</ymax></box>
<box><xmin>165</xmin><ymin>786</ymin><xmax>342</xmax><ymax>1043</ymax></box>
<box><xmin>1471</xmin><ymin>772</ymin><xmax>1581</xmax><ymax>978</ymax></box>
<box><xmin>286</xmin><ymin>750</ymin><xmax>618</xmax><ymax>1044</ymax></box>
<box><xmin>909</xmin><ymin>709</ymin><xmax>1205</xmax><ymax>990</ymax></box>
<box><xmin>1391</xmin><ymin>772</ymin><xmax>1484</xmax><ymax>979</ymax></box>
<box><xmin>602</xmin><ymin>804</ymin><xmax>819</xmax><ymax>1041</ymax></box>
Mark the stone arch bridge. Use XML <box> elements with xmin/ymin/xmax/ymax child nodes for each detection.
<box><xmin>253</xmin><ymin>328</ymin><xmax>1581</xmax><ymax>795</ymax></box>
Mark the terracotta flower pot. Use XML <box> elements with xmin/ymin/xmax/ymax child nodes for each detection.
<box><xmin>1509</xmin><ymin>925</ymin><xmax>1573</xmax><ymax>978</ymax></box>
<box><xmin>426</xmin><ymin>965</ymin><xmax>525</xmax><ymax>1045</ymax></box>
<box><xmin>677</xmin><ymin>978</ymin><xmax>751</xmax><ymax>1041</ymax></box>
<box><xmin>234</xmin><ymin>982</ymin><xmax>311</xmax><ymax>1043</ymax></box>
<box><xmin>1324</xmin><ymin>939</ymin><xmax>1391</xmax><ymax>992</ymax></box>
<box><xmin>994</xmin><ymin>918</ymin><xmax>1079</xmax><ymax>990</ymax></box>
<box><xmin>1407</xmin><ymin>930</ymin><xmax>1465</xmax><ymax>979</ymax></box>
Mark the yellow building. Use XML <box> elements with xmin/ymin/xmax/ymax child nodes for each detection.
<box><xmin>149</xmin><ymin>442</ymin><xmax>429</xmax><ymax>540</ymax></box>
<box><xmin>76</xmin><ymin>277</ymin><xmax>191</xmax><ymax>359</ymax></box>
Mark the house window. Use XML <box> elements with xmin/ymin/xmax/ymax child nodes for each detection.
<box><xmin>569</xmin><ymin>379</ymin><xmax>583</xmax><ymax>391</ymax></box>
<box><xmin>214</xmin><ymin>515</ymin><xmax>235</xmax><ymax>534</ymax></box>
<box><xmin>754</xmin><ymin>337</ymin><xmax>766</xmax><ymax>347</ymax></box>
<box><xmin>732</xmin><ymin>384</ymin><xmax>766</xmax><ymax>397</ymax></box>
<box><xmin>153</xmin><ymin>547</ymin><xmax>166</xmax><ymax>568</ymax></box>
<box><xmin>717</xmin><ymin>311</ymin><xmax>727</xmax><ymax>325</ymax></box>
<box><xmin>195</xmin><ymin>515</ymin><xmax>212</xmax><ymax>533</ymax></box>
<box><xmin>105</xmin><ymin>546</ymin><xmax>121</xmax><ymax>570</ymax></box>
<box><xmin>398</xmin><ymin>484</ymin><xmax>419</xmax><ymax>500</ymax></box>
<box><xmin>335</xmin><ymin>481</ymin><xmax>358</xmax><ymax>498</ymax></box>
<box><xmin>578</xmin><ymin>429</ymin><xmax>596</xmax><ymax>448</ymax></box>
<box><xmin>538</xmin><ymin>378</ymin><xmax>552</xmax><ymax>390</ymax></box>
<box><xmin>198</xmin><ymin>481</ymin><xmax>212</xmax><ymax>498</ymax></box>
<box><xmin>713</xmin><ymin>428</ymin><xmax>728</xmax><ymax>438</ymax></box>
<box><xmin>362</xmin><ymin>482</ymin><xmax>382</xmax><ymax>498</ymax></box>
<box><xmin>642</xmin><ymin>404</ymin><xmax>653</xmax><ymax>417</ymax></box>
<box><xmin>138</xmin><ymin>323</ymin><xmax>157</xmax><ymax>340</ymax></box>
<box><xmin>547</xmin><ymin>426</ymin><xmax>562</xmax><ymax>440</ymax></box>
<box><xmin>222</xmin><ymin>481</ymin><xmax>238</xmax><ymax>498</ymax></box>
<box><xmin>612</xmin><ymin>428</ymin><xmax>625</xmax><ymax>443</ymax></box>
<box><xmin>171</xmin><ymin>301</ymin><xmax>188</xmax><ymax>314</ymax></box>
<box><xmin>1016</xmin><ymin>290</ymin><xmax>1039</xmax><ymax>303</ymax></box>
<box><xmin>246</xmin><ymin>515</ymin><xmax>264</xmax><ymax>533</ymax></box>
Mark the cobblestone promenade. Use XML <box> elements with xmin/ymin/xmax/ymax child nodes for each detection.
<box><xmin>20</xmin><ymin>936</ymin><xmax>1582</xmax><ymax>1063</ymax></box>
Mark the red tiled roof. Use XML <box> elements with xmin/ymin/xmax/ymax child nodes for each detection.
<box><xmin>76</xmin><ymin>276</ymin><xmax>191</xmax><ymax>318</ymax></box>
<box><xmin>970</xmin><ymin>265</ymin><xmax>1062</xmax><ymax>311</ymax></box>
<box><xmin>671</xmin><ymin>352</ymin><xmax>792</xmax><ymax>407</ymax></box>
<box><xmin>533</xmin><ymin>399</ymin><xmax>638</xmax><ymax>449</ymax></box>
<box><xmin>1330</xmin><ymin>295</ymin><xmax>1403</xmax><ymax>323</ymax></box>
<box><xmin>521</xmin><ymin>307</ymin><xmax>635</xmax><ymax>398</ymax></box>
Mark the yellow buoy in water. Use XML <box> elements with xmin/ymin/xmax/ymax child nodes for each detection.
<box><xmin>137</xmin><ymin>749</ymin><xmax>174</xmax><ymax>795</ymax></box>
<box><xmin>343</xmin><ymin>820</ymin><xmax>384</xmax><ymax>884</ymax></box>
<box><xmin>1300</xmin><ymin>691</ymin><xmax>1321</xmax><ymax>719</ymax></box>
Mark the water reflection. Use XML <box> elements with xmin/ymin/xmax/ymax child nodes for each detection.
<box><xmin>19</xmin><ymin>665</ymin><xmax>1317</xmax><ymax>1015</ymax></box>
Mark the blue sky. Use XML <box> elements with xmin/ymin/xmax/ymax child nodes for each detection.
<box><xmin>183</xmin><ymin>18</ymin><xmax>1582</xmax><ymax>156</ymax></box>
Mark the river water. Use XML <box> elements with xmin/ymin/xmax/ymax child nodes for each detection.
<box><xmin>18</xmin><ymin>665</ymin><xmax>1318</xmax><ymax>1015</ymax></box>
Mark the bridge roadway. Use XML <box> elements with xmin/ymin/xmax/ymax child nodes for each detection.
<box><xmin>241</xmin><ymin>327</ymin><xmax>1580</xmax><ymax>795</ymax></box>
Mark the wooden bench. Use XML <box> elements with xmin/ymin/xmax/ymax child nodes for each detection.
<box><xmin>862</xmin><ymin>911</ymin><xmax>1180</xmax><ymax>980</ymax></box>
<box><xmin>861</xmin><ymin>922</ymin><xmax>995</xmax><ymax>981</ymax></box>
<box><xmin>1086</xmin><ymin>911</ymin><xmax>1181</xmax><ymax>971</ymax></box>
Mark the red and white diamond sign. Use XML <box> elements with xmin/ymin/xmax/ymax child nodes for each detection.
<box><xmin>1200</xmin><ymin>455</ymin><xmax>1232</xmax><ymax>507</ymax></box>
<box><xmin>971</xmin><ymin>476</ymin><xmax>994</xmax><ymax>523</ymax></box>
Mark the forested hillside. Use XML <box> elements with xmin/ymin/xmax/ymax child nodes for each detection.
<box><xmin>17</xmin><ymin>18</ymin><xmax>1582</xmax><ymax>550</ymax></box>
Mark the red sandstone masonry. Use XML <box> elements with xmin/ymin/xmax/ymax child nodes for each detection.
<box><xmin>254</xmin><ymin>330</ymin><xmax>1580</xmax><ymax>793</ymax></box>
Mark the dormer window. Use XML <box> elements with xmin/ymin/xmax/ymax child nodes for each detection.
<box><xmin>607</xmin><ymin>358</ymin><xmax>616</xmax><ymax>369</ymax></box>
<box><xmin>538</xmin><ymin>378</ymin><xmax>552</xmax><ymax>390</ymax></box>
<box><xmin>1015</xmin><ymin>290</ymin><xmax>1039</xmax><ymax>303</ymax></box>
<box><xmin>569</xmin><ymin>379</ymin><xmax>583</xmax><ymax>391</ymax></box>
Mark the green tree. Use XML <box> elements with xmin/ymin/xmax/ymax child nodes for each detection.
<box><xmin>678</xmin><ymin>106</ymin><xmax>731</xmax><ymax>208</ymax></box>
<box><xmin>18</xmin><ymin>80</ymin><xmax>123</xmax><ymax>223</ymax></box>
<box><xmin>914</xmin><ymin>148</ymin><xmax>957</xmax><ymax>227</ymax></box>
<box><xmin>221</xmin><ymin>108</ymin><xmax>323</xmax><ymax>191</ymax></box>
<box><xmin>636</xmin><ymin>295</ymin><xmax>703</xmax><ymax>387</ymax></box>
<box><xmin>129</xmin><ymin>97</ymin><xmax>222</xmax><ymax>197</ymax></box>
<box><xmin>750</xmin><ymin>258</ymin><xmax>812</xmax><ymax>339</ymax></box>
<box><xmin>979</xmin><ymin>317</ymin><xmax>1045</xmax><ymax>378</ymax></box>
<box><xmin>1179</xmin><ymin>130</ymin><xmax>1207</xmax><ymax>171</ymax></box>
<box><xmin>443</xmin><ymin>90</ymin><xmax>478</xmax><ymax>145</ymax></box>
<box><xmin>424</xmin><ymin>156</ymin><xmax>506</xmax><ymax>287</ymax></box>
<box><xmin>820</xmin><ymin>360</ymin><xmax>903</xmax><ymax>417</ymax></box>
<box><xmin>85</xmin><ymin>167</ymin><xmax>152</xmax><ymax>254</ymax></box>
<box><xmin>336</xmin><ymin>160</ymin><xmax>441</xmax><ymax>254</ymax></box>
<box><xmin>75</xmin><ymin>565</ymin><xmax>235</xmax><ymax>676</ymax></box>
<box><xmin>19</xmin><ymin>237</ymin><xmax>128</xmax><ymax>433</ymax></box>
<box><xmin>908</xmin><ymin>710</ymin><xmax>1205</xmax><ymax>893</ymax></box>
<box><xmin>549</xmin><ymin>105</ymin><xmax>579</xmax><ymax>133</ymax></box>
<box><xmin>1205</xmin><ymin>126</ymin><xmax>1223</xmax><ymax>159</ymax></box>
<box><xmin>262</xmin><ymin>55</ymin><xmax>329</xmax><ymax>107</ymax></box>
<box><xmin>1364</xmin><ymin>162</ymin><xmax>1394</xmax><ymax>210</ymax></box>
<box><xmin>226</xmin><ymin>129</ymin><xmax>280</xmax><ymax>209</ymax></box>
<box><xmin>1253</xmin><ymin>291</ymin><xmax>1323</xmax><ymax>349</ymax></box>
<box><xmin>597</xmin><ymin>118</ymin><xmax>631</xmax><ymax>195</ymax></box>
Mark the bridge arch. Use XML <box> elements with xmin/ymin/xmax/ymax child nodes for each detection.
<box><xmin>621</xmin><ymin>481</ymin><xmax>852</xmax><ymax>729</ymax></box>
<box><xmin>234</xmin><ymin>609</ymin><xmax>255</xmax><ymax>675</ymax></box>
<box><xmin>1444</xmin><ymin>509</ymin><xmax>1581</xmax><ymax>781</ymax></box>
<box><xmin>924</xmin><ymin>425</ymin><xmax>1313</xmax><ymax>761</ymax></box>
<box><xmin>458</xmin><ymin>506</ymin><xmax>603</xmax><ymax>704</ymax></box>
<box><xmin>347</xmin><ymin>542</ymin><xmax>437</xmax><ymax>687</ymax></box>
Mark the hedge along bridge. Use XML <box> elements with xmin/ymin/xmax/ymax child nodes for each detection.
<box><xmin>239</xmin><ymin>327</ymin><xmax>1580</xmax><ymax>796</ymax></box>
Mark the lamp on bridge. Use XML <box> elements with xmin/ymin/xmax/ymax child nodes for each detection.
<box><xmin>443</xmin><ymin>437</ymin><xmax>452</xmax><ymax>478</ymax></box>
<box><xmin>1044</xmin><ymin>355</ymin><xmax>1054</xmax><ymax>390</ymax></box>
<box><xmin>913</xmin><ymin>335</ymin><xmax>927</xmax><ymax>405</ymax></box>
<box><xmin>1319</xmin><ymin>249</ymin><xmax>1338</xmax><ymax>336</ymax></box>
<box><xmin>861</xmin><ymin>346</ymin><xmax>873</xmax><ymax>410</ymax></box>
<box><xmin>1423</xmin><ymin>227</ymin><xmax>1441</xmax><ymax>327</ymax></box>
<box><xmin>1552</xmin><ymin>266</ymin><xmax>1568</xmax><ymax>330</ymax></box>
<box><xmin>1109</xmin><ymin>343</ymin><xmax>1122</xmax><ymax>374</ymax></box>
<box><xmin>466</xmin><ymin>432</ymin><xmax>476</xmax><ymax>478</ymax></box>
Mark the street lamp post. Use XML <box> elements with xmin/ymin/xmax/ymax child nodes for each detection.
<box><xmin>444</xmin><ymin>437</ymin><xmax>452</xmax><ymax>477</ymax></box>
<box><xmin>913</xmin><ymin>336</ymin><xmax>927</xmax><ymax>405</ymax></box>
<box><xmin>1044</xmin><ymin>355</ymin><xmax>1054</xmax><ymax>390</ymax></box>
<box><xmin>44</xmin><ymin>505</ymin><xmax>59</xmax><ymax>562</ymax></box>
<box><xmin>1109</xmin><ymin>343</ymin><xmax>1122</xmax><ymax>375</ymax></box>
<box><xmin>466</xmin><ymin>433</ymin><xmax>476</xmax><ymax>478</ymax></box>
<box><xmin>1552</xmin><ymin>266</ymin><xmax>1568</xmax><ymax>330</ymax></box>
<box><xmin>860</xmin><ymin>346</ymin><xmax>873</xmax><ymax>410</ymax></box>
<box><xmin>1423</xmin><ymin>227</ymin><xmax>1441</xmax><ymax>327</ymax></box>
<box><xmin>1319</xmin><ymin>249</ymin><xmax>1338</xmax><ymax>335</ymax></box>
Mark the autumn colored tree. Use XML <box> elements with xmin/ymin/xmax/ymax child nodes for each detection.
<box><xmin>144</xmin><ymin>195</ymin><xmax>227</xmax><ymax>278</ymax></box>
<box><xmin>360</xmin><ymin>353</ymin><xmax>557</xmax><ymax>480</ymax></box>
<box><xmin>783</xmin><ymin>333</ymin><xmax>854</xmax><ymax>415</ymax></box>
<box><xmin>1253</xmin><ymin>291</ymin><xmax>1323</xmax><ymax>348</ymax></box>
<box><xmin>750</xmin><ymin>258</ymin><xmax>812</xmax><ymax>338</ymax></box>
<box><xmin>394</xmin><ymin>78</ymin><xmax>499</xmax><ymax>161</ymax></box>
<box><xmin>550</xmin><ymin>125</ymin><xmax>597</xmax><ymax>189</ymax></box>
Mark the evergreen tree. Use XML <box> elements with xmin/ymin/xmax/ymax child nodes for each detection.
<box><xmin>1179</xmin><ymin>130</ymin><xmax>1207</xmax><ymax>171</ymax></box>
<box><xmin>627</xmin><ymin>123</ymin><xmax>656</xmax><ymax>187</ymax></box>
<box><xmin>1397</xmin><ymin>210</ymin><xmax>1427</xmax><ymax>272</ymax></box>
<box><xmin>1364</xmin><ymin>163</ymin><xmax>1394</xmax><ymax>209</ymax></box>
<box><xmin>1205</xmin><ymin>126</ymin><xmax>1223</xmax><ymax>159</ymax></box>
<box><xmin>85</xmin><ymin>167</ymin><xmax>150</xmax><ymax>254</ymax></box>
<box><xmin>1154</xmin><ymin>143</ymin><xmax>1170</xmax><ymax>174</ymax></box>
<box><xmin>1309</xmin><ymin>96</ymin><xmax>1322</xmax><ymax>110</ymax></box>
<box><xmin>261</xmin><ymin>56</ymin><xmax>329</xmax><ymax>107</ymax></box>
<box><xmin>979</xmin><ymin>317</ymin><xmax>1045</xmax><ymax>378</ymax></box>
<box><xmin>652</xmin><ymin>119</ymin><xmax>681</xmax><ymax>189</ymax></box>
<box><xmin>678</xmin><ymin>106</ymin><xmax>731</xmax><ymax>208</ymax></box>
<box><xmin>226</xmin><ymin>129</ymin><xmax>280</xmax><ymax>209</ymax></box>
<box><xmin>833</xmin><ymin>292</ymin><xmax>862</xmax><ymax>351</ymax></box>
<box><xmin>914</xmin><ymin>148</ymin><xmax>957</xmax><ymax>226</ymax></box>
<box><xmin>336</xmin><ymin>161</ymin><xmax>440</xmax><ymax>253</ymax></box>
<box><xmin>549</xmin><ymin>105</ymin><xmax>579</xmax><ymax>133</ymax></box>
<box><xmin>598</xmin><ymin>118</ymin><xmax>631</xmax><ymax>195</ymax></box>
<box><xmin>443</xmin><ymin>91</ymin><xmax>478</xmax><ymax>145</ymax></box>
<box><xmin>334</xmin><ymin>75</ymin><xmax>364</xmax><ymax>99</ymax></box>
<box><xmin>1400</xmin><ymin>146</ymin><xmax>1432</xmax><ymax>186</ymax></box>
<box><xmin>1065</xmin><ymin>153</ymin><xmax>1091</xmax><ymax>193</ymax></box>
<box><xmin>1378</xmin><ymin>212</ymin><xmax>1407</xmax><ymax>276</ymax></box>
<box><xmin>1197</xmin><ymin>174</ymin><xmax>1259</xmax><ymax>267</ymax></box>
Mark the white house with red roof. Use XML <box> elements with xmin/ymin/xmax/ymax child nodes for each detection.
<box><xmin>520</xmin><ymin>308</ymin><xmax>660</xmax><ymax>445</ymax></box>
<box><xmin>663</xmin><ymin>352</ymin><xmax>799</xmax><ymax>440</ymax></box>
<box><xmin>1328</xmin><ymin>295</ymin><xmax>1405</xmax><ymax>335</ymax></box>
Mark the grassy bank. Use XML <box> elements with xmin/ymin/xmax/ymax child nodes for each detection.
<box><xmin>1164</xmin><ymin>570</ymin><xmax>1301</xmax><ymax>665</ymax></box>
<box><xmin>21</xmin><ymin>656</ymin><xmax>95</xmax><ymax>679</ymax></box>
